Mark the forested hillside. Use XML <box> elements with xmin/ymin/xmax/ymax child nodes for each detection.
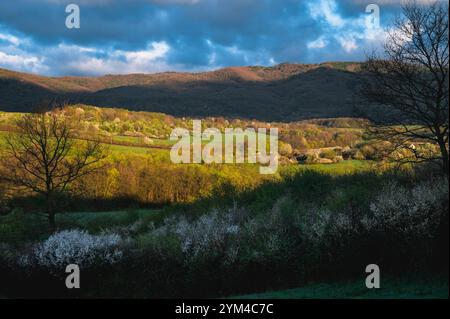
<box><xmin>0</xmin><ymin>63</ymin><xmax>361</xmax><ymax>121</ymax></box>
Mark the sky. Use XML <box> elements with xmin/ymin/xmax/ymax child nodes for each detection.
<box><xmin>0</xmin><ymin>0</ymin><xmax>434</xmax><ymax>76</ymax></box>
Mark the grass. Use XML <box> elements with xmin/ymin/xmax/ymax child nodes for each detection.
<box><xmin>57</xmin><ymin>209</ymin><xmax>155</xmax><ymax>223</ymax></box>
<box><xmin>56</xmin><ymin>209</ymin><xmax>159</xmax><ymax>232</ymax></box>
<box><xmin>108</xmin><ymin>143</ymin><xmax>168</xmax><ymax>155</ymax></box>
<box><xmin>280</xmin><ymin>160</ymin><xmax>372</xmax><ymax>176</ymax></box>
<box><xmin>111</xmin><ymin>135</ymin><xmax>175</xmax><ymax>147</ymax></box>
<box><xmin>0</xmin><ymin>208</ymin><xmax>164</xmax><ymax>243</ymax></box>
<box><xmin>0</xmin><ymin>130</ymin><xmax>172</xmax><ymax>161</ymax></box>
<box><xmin>0</xmin><ymin>130</ymin><xmax>10</xmax><ymax>146</ymax></box>
<box><xmin>232</xmin><ymin>275</ymin><xmax>449</xmax><ymax>299</ymax></box>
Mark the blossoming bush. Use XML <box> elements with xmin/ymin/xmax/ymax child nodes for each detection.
<box><xmin>364</xmin><ymin>177</ymin><xmax>448</xmax><ymax>239</ymax></box>
<box><xmin>19</xmin><ymin>229</ymin><xmax>124</xmax><ymax>269</ymax></box>
<box><xmin>237</xmin><ymin>196</ymin><xmax>300</xmax><ymax>264</ymax></box>
<box><xmin>174</xmin><ymin>211</ymin><xmax>236</xmax><ymax>256</ymax></box>
<box><xmin>139</xmin><ymin>207</ymin><xmax>244</xmax><ymax>264</ymax></box>
<box><xmin>357</xmin><ymin>177</ymin><xmax>449</xmax><ymax>270</ymax></box>
<box><xmin>1</xmin><ymin>171</ymin><xmax>447</xmax><ymax>298</ymax></box>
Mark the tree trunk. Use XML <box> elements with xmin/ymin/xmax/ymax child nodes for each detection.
<box><xmin>437</xmin><ymin>135</ymin><xmax>449</xmax><ymax>175</ymax></box>
<box><xmin>48</xmin><ymin>211</ymin><xmax>56</xmax><ymax>231</ymax></box>
<box><xmin>46</xmin><ymin>192</ymin><xmax>56</xmax><ymax>231</ymax></box>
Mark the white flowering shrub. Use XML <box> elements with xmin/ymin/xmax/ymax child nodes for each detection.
<box><xmin>19</xmin><ymin>229</ymin><xmax>124</xmax><ymax>269</ymax></box>
<box><xmin>296</xmin><ymin>207</ymin><xmax>332</xmax><ymax>243</ymax></box>
<box><xmin>234</xmin><ymin>197</ymin><xmax>300</xmax><ymax>264</ymax></box>
<box><xmin>174</xmin><ymin>209</ymin><xmax>241</xmax><ymax>258</ymax></box>
<box><xmin>364</xmin><ymin>177</ymin><xmax>448</xmax><ymax>240</ymax></box>
<box><xmin>136</xmin><ymin>206</ymin><xmax>245</xmax><ymax>266</ymax></box>
<box><xmin>293</xmin><ymin>205</ymin><xmax>359</xmax><ymax>271</ymax></box>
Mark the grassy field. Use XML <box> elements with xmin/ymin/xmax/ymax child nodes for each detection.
<box><xmin>233</xmin><ymin>276</ymin><xmax>449</xmax><ymax>299</ymax></box>
<box><xmin>55</xmin><ymin>209</ymin><xmax>161</xmax><ymax>232</ymax></box>
<box><xmin>282</xmin><ymin>159</ymin><xmax>373</xmax><ymax>175</ymax></box>
<box><xmin>0</xmin><ymin>126</ymin><xmax>376</xmax><ymax>177</ymax></box>
<box><xmin>108</xmin><ymin>143</ymin><xmax>169</xmax><ymax>155</ymax></box>
<box><xmin>0</xmin><ymin>130</ymin><xmax>172</xmax><ymax>160</ymax></box>
<box><xmin>110</xmin><ymin>135</ymin><xmax>175</xmax><ymax>147</ymax></box>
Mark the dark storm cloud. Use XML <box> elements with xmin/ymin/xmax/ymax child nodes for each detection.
<box><xmin>0</xmin><ymin>0</ymin><xmax>412</xmax><ymax>75</ymax></box>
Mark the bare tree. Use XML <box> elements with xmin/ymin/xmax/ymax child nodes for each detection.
<box><xmin>359</xmin><ymin>2</ymin><xmax>449</xmax><ymax>174</ymax></box>
<box><xmin>0</xmin><ymin>108</ymin><xmax>107</xmax><ymax>230</ymax></box>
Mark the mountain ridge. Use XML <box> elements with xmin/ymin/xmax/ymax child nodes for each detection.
<box><xmin>0</xmin><ymin>62</ymin><xmax>362</xmax><ymax>121</ymax></box>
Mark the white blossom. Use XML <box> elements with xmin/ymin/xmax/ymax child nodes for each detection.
<box><xmin>21</xmin><ymin>229</ymin><xmax>124</xmax><ymax>269</ymax></box>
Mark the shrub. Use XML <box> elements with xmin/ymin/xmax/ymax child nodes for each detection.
<box><xmin>319</xmin><ymin>149</ymin><xmax>337</xmax><ymax>159</ymax></box>
<box><xmin>361</xmin><ymin>177</ymin><xmax>449</xmax><ymax>270</ymax></box>
<box><xmin>358</xmin><ymin>142</ymin><xmax>391</xmax><ymax>161</ymax></box>
<box><xmin>364</xmin><ymin>177</ymin><xmax>448</xmax><ymax>240</ymax></box>
<box><xmin>19</xmin><ymin>229</ymin><xmax>124</xmax><ymax>270</ymax></box>
<box><xmin>297</xmin><ymin>206</ymin><xmax>332</xmax><ymax>244</ymax></box>
<box><xmin>143</xmin><ymin>207</ymin><xmax>243</xmax><ymax>263</ymax></box>
<box><xmin>279</xmin><ymin>142</ymin><xmax>293</xmax><ymax>157</ymax></box>
<box><xmin>353</xmin><ymin>149</ymin><xmax>366</xmax><ymax>160</ymax></box>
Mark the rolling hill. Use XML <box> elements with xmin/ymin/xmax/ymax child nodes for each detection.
<box><xmin>0</xmin><ymin>62</ymin><xmax>362</xmax><ymax>121</ymax></box>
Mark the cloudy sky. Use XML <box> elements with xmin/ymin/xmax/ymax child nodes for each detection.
<box><xmin>0</xmin><ymin>0</ymin><xmax>426</xmax><ymax>76</ymax></box>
